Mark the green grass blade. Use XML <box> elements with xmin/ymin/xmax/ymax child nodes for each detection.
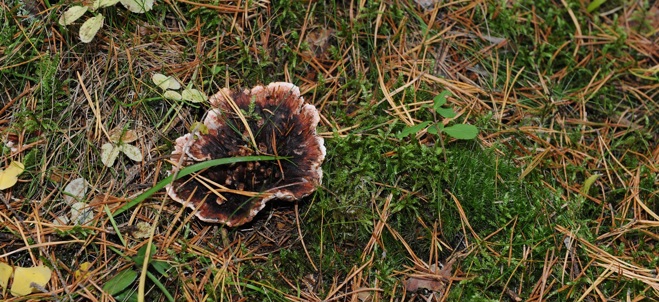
<box><xmin>104</xmin><ymin>205</ymin><xmax>126</xmax><ymax>246</ymax></box>
<box><xmin>112</xmin><ymin>155</ymin><xmax>278</xmax><ymax>217</ymax></box>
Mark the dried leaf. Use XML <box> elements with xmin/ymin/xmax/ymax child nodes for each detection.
<box><xmin>119</xmin><ymin>144</ymin><xmax>143</xmax><ymax>162</ymax></box>
<box><xmin>71</xmin><ymin>202</ymin><xmax>94</xmax><ymax>225</ymax></box>
<box><xmin>10</xmin><ymin>266</ymin><xmax>51</xmax><ymax>297</ymax></box>
<box><xmin>132</xmin><ymin>221</ymin><xmax>151</xmax><ymax>239</ymax></box>
<box><xmin>0</xmin><ymin>161</ymin><xmax>24</xmax><ymax>190</ymax></box>
<box><xmin>181</xmin><ymin>88</ymin><xmax>207</xmax><ymax>103</ymax></box>
<box><xmin>63</xmin><ymin>177</ymin><xmax>88</xmax><ymax>204</ymax></box>
<box><xmin>120</xmin><ymin>0</ymin><xmax>154</xmax><ymax>13</ymax></box>
<box><xmin>109</xmin><ymin>128</ymin><xmax>138</xmax><ymax>143</ymax></box>
<box><xmin>121</xmin><ymin>130</ymin><xmax>139</xmax><ymax>143</ymax></box>
<box><xmin>79</xmin><ymin>14</ymin><xmax>104</xmax><ymax>43</ymax></box>
<box><xmin>92</xmin><ymin>0</ymin><xmax>120</xmax><ymax>10</ymax></box>
<box><xmin>405</xmin><ymin>259</ymin><xmax>455</xmax><ymax>294</ymax></box>
<box><xmin>152</xmin><ymin>73</ymin><xmax>180</xmax><ymax>90</ymax></box>
<box><xmin>414</xmin><ymin>0</ymin><xmax>438</xmax><ymax>11</ymax></box>
<box><xmin>58</xmin><ymin>6</ymin><xmax>88</xmax><ymax>26</ymax></box>
<box><xmin>405</xmin><ymin>276</ymin><xmax>444</xmax><ymax>292</ymax></box>
<box><xmin>356</xmin><ymin>288</ymin><xmax>371</xmax><ymax>301</ymax></box>
<box><xmin>101</xmin><ymin>143</ymin><xmax>120</xmax><ymax>167</ymax></box>
<box><xmin>163</xmin><ymin>90</ymin><xmax>182</xmax><ymax>100</ymax></box>
<box><xmin>52</xmin><ymin>215</ymin><xmax>70</xmax><ymax>226</ymax></box>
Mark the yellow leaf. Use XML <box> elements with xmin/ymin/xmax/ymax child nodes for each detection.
<box><xmin>0</xmin><ymin>263</ymin><xmax>12</xmax><ymax>295</ymax></box>
<box><xmin>79</xmin><ymin>14</ymin><xmax>104</xmax><ymax>43</ymax></box>
<box><xmin>10</xmin><ymin>266</ymin><xmax>51</xmax><ymax>297</ymax></box>
<box><xmin>0</xmin><ymin>161</ymin><xmax>24</xmax><ymax>190</ymax></box>
<box><xmin>74</xmin><ymin>262</ymin><xmax>92</xmax><ymax>279</ymax></box>
<box><xmin>581</xmin><ymin>173</ymin><xmax>601</xmax><ymax>195</ymax></box>
<box><xmin>5</xmin><ymin>161</ymin><xmax>24</xmax><ymax>175</ymax></box>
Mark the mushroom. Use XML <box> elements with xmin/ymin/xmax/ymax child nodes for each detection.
<box><xmin>166</xmin><ymin>82</ymin><xmax>326</xmax><ymax>226</ymax></box>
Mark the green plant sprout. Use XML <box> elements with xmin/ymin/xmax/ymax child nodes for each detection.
<box><xmin>397</xmin><ymin>91</ymin><xmax>479</xmax><ymax>159</ymax></box>
<box><xmin>58</xmin><ymin>0</ymin><xmax>154</xmax><ymax>43</ymax></box>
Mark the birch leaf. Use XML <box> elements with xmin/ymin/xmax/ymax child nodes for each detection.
<box><xmin>101</xmin><ymin>143</ymin><xmax>120</xmax><ymax>167</ymax></box>
<box><xmin>119</xmin><ymin>144</ymin><xmax>143</xmax><ymax>162</ymax></box>
<box><xmin>74</xmin><ymin>262</ymin><xmax>93</xmax><ymax>280</ymax></box>
<box><xmin>10</xmin><ymin>266</ymin><xmax>51</xmax><ymax>297</ymax></box>
<box><xmin>121</xmin><ymin>130</ymin><xmax>139</xmax><ymax>143</ymax></box>
<box><xmin>63</xmin><ymin>177</ymin><xmax>88</xmax><ymax>204</ymax></box>
<box><xmin>0</xmin><ymin>263</ymin><xmax>12</xmax><ymax>295</ymax></box>
<box><xmin>79</xmin><ymin>14</ymin><xmax>104</xmax><ymax>43</ymax></box>
<box><xmin>120</xmin><ymin>0</ymin><xmax>153</xmax><ymax>14</ymax></box>
<box><xmin>152</xmin><ymin>73</ymin><xmax>180</xmax><ymax>90</ymax></box>
<box><xmin>181</xmin><ymin>88</ymin><xmax>207</xmax><ymax>103</ymax></box>
<box><xmin>53</xmin><ymin>215</ymin><xmax>70</xmax><ymax>226</ymax></box>
<box><xmin>0</xmin><ymin>161</ymin><xmax>25</xmax><ymax>190</ymax></box>
<box><xmin>92</xmin><ymin>0</ymin><xmax>120</xmax><ymax>10</ymax></box>
<box><xmin>132</xmin><ymin>221</ymin><xmax>151</xmax><ymax>239</ymax></box>
<box><xmin>109</xmin><ymin>127</ymin><xmax>138</xmax><ymax>143</ymax></box>
<box><xmin>58</xmin><ymin>6</ymin><xmax>88</xmax><ymax>26</ymax></box>
<box><xmin>163</xmin><ymin>90</ymin><xmax>182</xmax><ymax>100</ymax></box>
<box><xmin>71</xmin><ymin>202</ymin><xmax>94</xmax><ymax>225</ymax></box>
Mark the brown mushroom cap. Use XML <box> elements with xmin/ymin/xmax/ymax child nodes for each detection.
<box><xmin>166</xmin><ymin>82</ymin><xmax>326</xmax><ymax>226</ymax></box>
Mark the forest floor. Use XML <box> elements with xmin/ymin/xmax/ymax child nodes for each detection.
<box><xmin>1</xmin><ymin>0</ymin><xmax>658</xmax><ymax>301</ymax></box>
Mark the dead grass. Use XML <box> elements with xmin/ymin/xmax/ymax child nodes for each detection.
<box><xmin>1</xmin><ymin>0</ymin><xmax>658</xmax><ymax>301</ymax></box>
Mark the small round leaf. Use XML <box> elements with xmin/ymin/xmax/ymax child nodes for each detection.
<box><xmin>181</xmin><ymin>88</ymin><xmax>207</xmax><ymax>103</ymax></box>
<box><xmin>71</xmin><ymin>202</ymin><xmax>94</xmax><ymax>225</ymax></box>
<box><xmin>119</xmin><ymin>144</ymin><xmax>143</xmax><ymax>162</ymax></box>
<box><xmin>63</xmin><ymin>177</ymin><xmax>88</xmax><ymax>204</ymax></box>
<box><xmin>79</xmin><ymin>14</ymin><xmax>104</xmax><ymax>43</ymax></box>
<box><xmin>58</xmin><ymin>6</ymin><xmax>88</xmax><ymax>26</ymax></box>
<box><xmin>120</xmin><ymin>0</ymin><xmax>154</xmax><ymax>13</ymax></box>
<box><xmin>92</xmin><ymin>0</ymin><xmax>120</xmax><ymax>10</ymax></box>
<box><xmin>163</xmin><ymin>90</ymin><xmax>182</xmax><ymax>100</ymax></box>
<box><xmin>152</xmin><ymin>73</ymin><xmax>180</xmax><ymax>90</ymax></box>
<box><xmin>101</xmin><ymin>143</ymin><xmax>120</xmax><ymax>167</ymax></box>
